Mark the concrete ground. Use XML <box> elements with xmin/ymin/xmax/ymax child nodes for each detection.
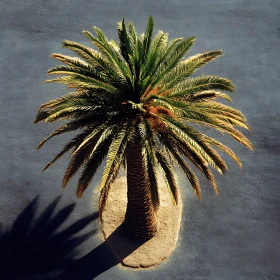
<box><xmin>0</xmin><ymin>0</ymin><xmax>279</xmax><ymax>279</ymax></box>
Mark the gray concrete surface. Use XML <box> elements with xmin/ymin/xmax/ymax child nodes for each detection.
<box><xmin>0</xmin><ymin>0</ymin><xmax>279</xmax><ymax>279</ymax></box>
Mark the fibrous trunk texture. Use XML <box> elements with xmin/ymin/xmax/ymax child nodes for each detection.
<box><xmin>123</xmin><ymin>137</ymin><xmax>159</xmax><ymax>240</ymax></box>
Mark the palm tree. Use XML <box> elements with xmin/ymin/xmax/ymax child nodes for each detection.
<box><xmin>34</xmin><ymin>16</ymin><xmax>253</xmax><ymax>240</ymax></box>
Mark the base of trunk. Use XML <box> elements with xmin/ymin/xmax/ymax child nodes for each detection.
<box><xmin>99</xmin><ymin>173</ymin><xmax>183</xmax><ymax>269</ymax></box>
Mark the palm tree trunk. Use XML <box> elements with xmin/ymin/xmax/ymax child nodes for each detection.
<box><xmin>123</xmin><ymin>136</ymin><xmax>159</xmax><ymax>240</ymax></box>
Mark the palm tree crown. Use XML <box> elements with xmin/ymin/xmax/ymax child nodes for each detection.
<box><xmin>34</xmin><ymin>16</ymin><xmax>253</xmax><ymax>220</ymax></box>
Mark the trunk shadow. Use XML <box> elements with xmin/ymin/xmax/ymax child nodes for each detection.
<box><xmin>56</xmin><ymin>223</ymin><xmax>146</xmax><ymax>280</ymax></box>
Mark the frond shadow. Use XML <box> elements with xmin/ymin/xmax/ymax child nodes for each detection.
<box><xmin>0</xmin><ymin>196</ymin><xmax>98</xmax><ymax>280</ymax></box>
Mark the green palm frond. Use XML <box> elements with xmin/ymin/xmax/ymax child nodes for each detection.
<box><xmin>117</xmin><ymin>18</ymin><xmax>134</xmax><ymax>69</ymax></box>
<box><xmin>143</xmin><ymin>16</ymin><xmax>154</xmax><ymax>58</ymax></box>
<box><xmin>149</xmin><ymin>36</ymin><xmax>196</xmax><ymax>90</ymax></box>
<box><xmin>70</xmin><ymin>123</ymin><xmax>109</xmax><ymax>156</ymax></box>
<box><xmin>62</xmin><ymin>132</ymin><xmax>102</xmax><ymax>189</ymax></box>
<box><xmin>43</xmin><ymin>73</ymin><xmax>117</xmax><ymax>93</ymax></box>
<box><xmin>50</xmin><ymin>53</ymin><xmax>103</xmax><ymax>77</ymax></box>
<box><xmin>147</xmin><ymin>96</ymin><xmax>177</xmax><ymax>114</ymax></box>
<box><xmin>183</xmin><ymin>102</ymin><xmax>250</xmax><ymax>130</ymax></box>
<box><xmin>128</xmin><ymin>21</ymin><xmax>138</xmax><ymax>47</ymax></box>
<box><xmin>36</xmin><ymin>119</ymin><xmax>91</xmax><ymax>150</ymax></box>
<box><xmin>43</xmin><ymin>106</ymin><xmax>101</xmax><ymax>123</ymax></box>
<box><xmin>177</xmin><ymin>109</ymin><xmax>253</xmax><ymax>150</ymax></box>
<box><xmin>47</xmin><ymin>64</ymin><xmax>107</xmax><ymax>83</ymax></box>
<box><xmin>190</xmin><ymin>101</ymin><xmax>246</xmax><ymax>120</ymax></box>
<box><xmin>40</xmin><ymin>127</ymin><xmax>95</xmax><ymax>173</ymax></box>
<box><xmin>140</xmin><ymin>36</ymin><xmax>183</xmax><ymax>92</ymax></box>
<box><xmin>109</xmin><ymin>39</ymin><xmax>120</xmax><ymax>53</ymax></box>
<box><xmin>169</xmin><ymin>75</ymin><xmax>235</xmax><ymax>98</ymax></box>
<box><xmin>155</xmin><ymin>149</ymin><xmax>179</xmax><ymax>204</ymax></box>
<box><xmin>159</xmin><ymin>116</ymin><xmax>226</xmax><ymax>174</ymax></box>
<box><xmin>172</xmin><ymin>137</ymin><xmax>219</xmax><ymax>194</ymax></box>
<box><xmin>140</xmin><ymin>30</ymin><xmax>168</xmax><ymax>83</ymax></box>
<box><xmin>158</xmin><ymin>50</ymin><xmax>223</xmax><ymax>92</ymax></box>
<box><xmin>36</xmin><ymin>89</ymin><xmax>122</xmax><ymax>112</ymax></box>
<box><xmin>99</xmin><ymin>123</ymin><xmax>130</xmax><ymax>192</ymax></box>
<box><xmin>144</xmin><ymin>95</ymin><xmax>191</xmax><ymax>116</ymax></box>
<box><xmin>83</xmin><ymin>27</ymin><xmax>133</xmax><ymax>85</ymax></box>
<box><xmin>183</xmin><ymin>50</ymin><xmax>223</xmax><ymax>69</ymax></box>
<box><xmin>98</xmin><ymin>122</ymin><xmax>131</xmax><ymax>216</ymax></box>
<box><xmin>61</xmin><ymin>40</ymin><xmax>101</xmax><ymax>65</ymax></box>
<box><xmin>204</xmin><ymin>136</ymin><xmax>242</xmax><ymax>167</ymax></box>
<box><xmin>61</xmin><ymin>40</ymin><xmax>123</xmax><ymax>84</ymax></box>
<box><xmin>152</xmin><ymin>36</ymin><xmax>183</xmax><ymax>74</ymax></box>
<box><xmin>140</xmin><ymin>120</ymin><xmax>160</xmax><ymax>210</ymax></box>
<box><xmin>75</xmin><ymin>136</ymin><xmax>113</xmax><ymax>197</ymax></box>
<box><xmin>156</xmin><ymin>131</ymin><xmax>201</xmax><ymax>198</ymax></box>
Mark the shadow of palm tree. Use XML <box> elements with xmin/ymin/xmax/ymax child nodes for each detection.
<box><xmin>56</xmin><ymin>224</ymin><xmax>145</xmax><ymax>280</ymax></box>
<box><xmin>0</xmin><ymin>196</ymin><xmax>98</xmax><ymax>280</ymax></box>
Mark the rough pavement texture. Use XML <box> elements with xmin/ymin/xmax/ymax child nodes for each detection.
<box><xmin>0</xmin><ymin>1</ymin><xmax>279</xmax><ymax>279</ymax></box>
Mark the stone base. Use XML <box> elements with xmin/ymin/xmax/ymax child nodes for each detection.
<box><xmin>100</xmin><ymin>173</ymin><xmax>183</xmax><ymax>269</ymax></box>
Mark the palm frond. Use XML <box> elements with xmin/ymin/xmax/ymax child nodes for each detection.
<box><xmin>173</xmin><ymin>137</ymin><xmax>219</xmax><ymax>194</ymax></box>
<box><xmin>37</xmin><ymin>89</ymin><xmax>123</xmax><ymax>112</ymax></box>
<box><xmin>75</xmin><ymin>136</ymin><xmax>113</xmax><ymax>197</ymax></box>
<box><xmin>169</xmin><ymin>75</ymin><xmax>235</xmax><ymax>98</ymax></box>
<box><xmin>98</xmin><ymin>122</ymin><xmax>131</xmax><ymax>216</ymax></box>
<box><xmin>50</xmin><ymin>53</ymin><xmax>103</xmax><ymax>76</ymax></box>
<box><xmin>62</xmin><ymin>132</ymin><xmax>102</xmax><ymax>189</ymax></box>
<box><xmin>43</xmin><ymin>73</ymin><xmax>117</xmax><ymax>93</ymax></box>
<box><xmin>109</xmin><ymin>39</ymin><xmax>120</xmax><ymax>53</ymax></box>
<box><xmin>149</xmin><ymin>36</ymin><xmax>196</xmax><ymax>89</ymax></box>
<box><xmin>157</xmin><ymin>131</ymin><xmax>201</xmax><ymax>198</ymax></box>
<box><xmin>47</xmin><ymin>65</ymin><xmax>107</xmax><ymax>83</ymax></box>
<box><xmin>99</xmin><ymin>122</ymin><xmax>130</xmax><ymax>192</ymax></box>
<box><xmin>189</xmin><ymin>101</ymin><xmax>247</xmax><ymax>122</ymax></box>
<box><xmin>36</xmin><ymin>119</ymin><xmax>90</xmax><ymax>150</ymax></box>
<box><xmin>155</xmin><ymin>149</ymin><xmax>179</xmax><ymax>204</ymax></box>
<box><xmin>41</xmin><ymin>127</ymin><xmax>95</xmax><ymax>173</ymax></box>
<box><xmin>159</xmin><ymin>116</ymin><xmax>226</xmax><ymax>173</ymax></box>
<box><xmin>72</xmin><ymin>119</ymin><xmax>123</xmax><ymax>159</ymax></box>
<box><xmin>61</xmin><ymin>40</ymin><xmax>123</xmax><ymax>83</ymax></box>
<box><xmin>178</xmin><ymin>109</ymin><xmax>253</xmax><ymax>150</ymax></box>
<box><xmin>140</xmin><ymin>30</ymin><xmax>168</xmax><ymax>82</ymax></box>
<box><xmin>185</xmin><ymin>90</ymin><xmax>232</xmax><ymax>102</ymax></box>
<box><xmin>84</xmin><ymin>27</ymin><xmax>133</xmax><ymax>86</ymax></box>
<box><xmin>151</xmin><ymin>37</ymin><xmax>183</xmax><ymax>74</ymax></box>
<box><xmin>158</xmin><ymin>50</ymin><xmax>223</xmax><ymax>92</ymax></box>
<box><xmin>61</xmin><ymin>40</ymin><xmax>101</xmax><ymax>66</ymax></box>
<box><xmin>204</xmin><ymin>136</ymin><xmax>242</xmax><ymax>167</ymax></box>
<box><xmin>143</xmin><ymin>16</ymin><xmax>154</xmax><ymax>58</ymax></box>
<box><xmin>146</xmin><ymin>95</ymin><xmax>176</xmax><ymax>114</ymax></box>
<box><xmin>140</xmin><ymin>120</ymin><xmax>160</xmax><ymax>210</ymax></box>
<box><xmin>140</xmin><ymin>36</ymin><xmax>183</xmax><ymax>97</ymax></box>
<box><xmin>128</xmin><ymin>21</ymin><xmax>138</xmax><ymax>47</ymax></box>
<box><xmin>43</xmin><ymin>106</ymin><xmax>101</xmax><ymax>123</ymax></box>
<box><xmin>117</xmin><ymin>18</ymin><xmax>133</xmax><ymax>69</ymax></box>
<box><xmin>183</xmin><ymin>50</ymin><xmax>223</xmax><ymax>70</ymax></box>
